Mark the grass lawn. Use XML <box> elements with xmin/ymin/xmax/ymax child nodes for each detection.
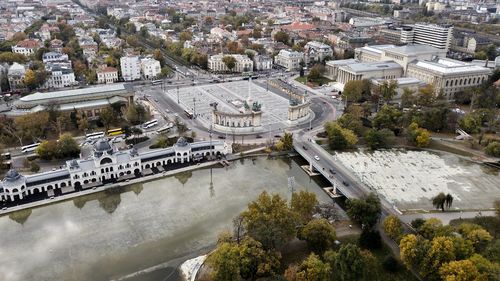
<box><xmin>295</xmin><ymin>76</ymin><xmax>333</xmax><ymax>87</ymax></box>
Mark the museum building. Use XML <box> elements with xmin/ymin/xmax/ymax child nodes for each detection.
<box><xmin>0</xmin><ymin>138</ymin><xmax>231</xmax><ymax>202</ymax></box>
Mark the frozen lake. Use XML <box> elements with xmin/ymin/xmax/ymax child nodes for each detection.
<box><xmin>334</xmin><ymin>149</ymin><xmax>500</xmax><ymax>211</ymax></box>
<box><xmin>0</xmin><ymin>157</ymin><xmax>331</xmax><ymax>281</ymax></box>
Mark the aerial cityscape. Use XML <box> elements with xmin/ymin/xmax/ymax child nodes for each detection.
<box><xmin>0</xmin><ymin>0</ymin><xmax>499</xmax><ymax>280</ymax></box>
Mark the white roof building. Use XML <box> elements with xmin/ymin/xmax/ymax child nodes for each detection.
<box><xmin>407</xmin><ymin>57</ymin><xmax>491</xmax><ymax>100</ymax></box>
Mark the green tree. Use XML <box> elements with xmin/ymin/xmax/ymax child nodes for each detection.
<box><xmin>307</xmin><ymin>64</ymin><xmax>324</xmax><ymax>82</ymax></box>
<box><xmin>377</xmin><ymin>80</ymin><xmax>398</xmax><ymax>104</ymax></box>
<box><xmin>241</xmin><ymin>191</ymin><xmax>298</xmax><ymax>249</ymax></box>
<box><xmin>383</xmin><ymin>215</ymin><xmax>403</xmax><ymax>241</ymax></box>
<box><xmin>364</xmin><ymin>128</ymin><xmax>395</xmax><ymax>150</ymax></box>
<box><xmin>36</xmin><ymin>140</ymin><xmax>58</xmax><ymax>160</ymax></box>
<box><xmin>400</xmin><ymin>234</ymin><xmax>429</xmax><ymax>270</ymax></box>
<box><xmin>57</xmin><ymin>133</ymin><xmax>80</xmax><ymax>158</ymax></box>
<box><xmin>291</xmin><ymin>190</ymin><xmax>318</xmax><ymax>224</ymax></box>
<box><xmin>299</xmin><ymin>218</ymin><xmax>336</xmax><ymax>254</ymax></box>
<box><xmin>297</xmin><ymin>253</ymin><xmax>331</xmax><ymax>281</ymax></box>
<box><xmin>372</xmin><ymin>105</ymin><xmax>402</xmax><ymax>132</ymax></box>
<box><xmin>207</xmin><ymin>242</ymin><xmax>240</xmax><ymax>281</ymax></box>
<box><xmin>338</xmin><ymin>105</ymin><xmax>364</xmax><ymax>135</ymax></box>
<box><xmin>24</xmin><ymin>69</ymin><xmax>38</xmax><ymax>90</ymax></box>
<box><xmin>333</xmin><ymin>244</ymin><xmax>366</xmax><ymax>281</ymax></box>
<box><xmin>179</xmin><ymin>31</ymin><xmax>192</xmax><ymax>42</ymax></box>
<box><xmin>274</xmin><ymin>31</ymin><xmax>290</xmax><ymax>45</ymax></box>
<box><xmin>421</xmin><ymin>236</ymin><xmax>456</xmax><ymax>280</ymax></box>
<box><xmin>407</xmin><ymin>122</ymin><xmax>431</xmax><ymax>148</ymax></box>
<box><xmin>325</xmin><ymin>121</ymin><xmax>358</xmax><ymax>150</ymax></box>
<box><xmin>485</xmin><ymin>142</ymin><xmax>500</xmax><ymax>157</ymax></box>
<box><xmin>15</xmin><ymin>111</ymin><xmax>50</xmax><ymax>142</ymax></box>
<box><xmin>277</xmin><ymin>132</ymin><xmax>294</xmax><ymax>151</ymax></box>
<box><xmin>346</xmin><ymin>193</ymin><xmax>381</xmax><ymax>229</ymax></box>
<box><xmin>0</xmin><ymin>52</ymin><xmax>28</xmax><ymax>64</ymax></box>
<box><xmin>457</xmin><ymin>223</ymin><xmax>493</xmax><ymax>250</ymax></box>
<box><xmin>439</xmin><ymin>259</ymin><xmax>483</xmax><ymax>281</ymax></box>
<box><xmin>468</xmin><ymin>253</ymin><xmax>500</xmax><ymax>281</ymax></box>
<box><xmin>459</xmin><ymin>114</ymin><xmax>482</xmax><ymax>134</ymax></box>
<box><xmin>401</xmin><ymin>87</ymin><xmax>416</xmax><ymax>108</ymax></box>
<box><xmin>418</xmin><ymin>84</ymin><xmax>436</xmax><ymax>107</ymax></box>
<box><xmin>342</xmin><ymin>80</ymin><xmax>371</xmax><ymax>103</ymax></box>
<box><xmin>432</xmin><ymin>192</ymin><xmax>447</xmax><ymax>211</ymax></box>
<box><xmin>417</xmin><ymin>218</ymin><xmax>451</xmax><ymax>239</ymax></box>
<box><xmin>99</xmin><ymin>107</ymin><xmax>115</xmax><ymax>131</ymax></box>
<box><xmin>222</xmin><ymin>55</ymin><xmax>237</xmax><ymax>72</ymax></box>
<box><xmin>153</xmin><ymin>49</ymin><xmax>165</xmax><ymax>67</ymax></box>
<box><xmin>238</xmin><ymin>237</ymin><xmax>281</xmax><ymax>279</ymax></box>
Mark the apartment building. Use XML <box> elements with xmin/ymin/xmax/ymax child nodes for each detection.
<box><xmin>412</xmin><ymin>23</ymin><xmax>453</xmax><ymax>51</ymax></box>
<box><xmin>97</xmin><ymin>67</ymin><xmax>119</xmax><ymax>84</ymax></box>
<box><xmin>140</xmin><ymin>58</ymin><xmax>161</xmax><ymax>80</ymax></box>
<box><xmin>208</xmin><ymin>54</ymin><xmax>254</xmax><ymax>73</ymax></box>
<box><xmin>120</xmin><ymin>56</ymin><xmax>141</xmax><ymax>81</ymax></box>
<box><xmin>304</xmin><ymin>41</ymin><xmax>333</xmax><ymax>63</ymax></box>
<box><xmin>11</xmin><ymin>39</ymin><xmax>42</xmax><ymax>56</ymax></box>
<box><xmin>274</xmin><ymin>50</ymin><xmax>304</xmax><ymax>71</ymax></box>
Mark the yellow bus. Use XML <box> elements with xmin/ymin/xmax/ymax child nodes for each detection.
<box><xmin>107</xmin><ymin>128</ymin><xmax>124</xmax><ymax>136</ymax></box>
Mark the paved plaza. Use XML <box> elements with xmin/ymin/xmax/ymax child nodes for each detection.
<box><xmin>164</xmin><ymin>81</ymin><xmax>292</xmax><ymax>131</ymax></box>
<box><xmin>334</xmin><ymin>149</ymin><xmax>500</xmax><ymax>212</ymax></box>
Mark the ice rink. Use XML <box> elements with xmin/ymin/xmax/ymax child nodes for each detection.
<box><xmin>334</xmin><ymin>149</ymin><xmax>500</xmax><ymax>211</ymax></box>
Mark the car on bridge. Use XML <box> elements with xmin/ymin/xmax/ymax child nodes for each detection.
<box><xmin>314</xmin><ymin>155</ymin><xmax>320</xmax><ymax>161</ymax></box>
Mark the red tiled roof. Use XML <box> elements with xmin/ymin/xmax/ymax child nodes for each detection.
<box><xmin>282</xmin><ymin>22</ymin><xmax>316</xmax><ymax>31</ymax></box>
<box><xmin>16</xmin><ymin>39</ymin><xmax>41</xmax><ymax>49</ymax></box>
<box><xmin>98</xmin><ymin>66</ymin><xmax>118</xmax><ymax>73</ymax></box>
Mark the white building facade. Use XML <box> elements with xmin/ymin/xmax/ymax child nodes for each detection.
<box><xmin>0</xmin><ymin>138</ymin><xmax>231</xmax><ymax>202</ymax></box>
<box><xmin>140</xmin><ymin>58</ymin><xmax>161</xmax><ymax>80</ymax></box>
<box><xmin>120</xmin><ymin>56</ymin><xmax>141</xmax><ymax>81</ymax></box>
<box><xmin>208</xmin><ymin>54</ymin><xmax>254</xmax><ymax>73</ymax></box>
<box><xmin>406</xmin><ymin>58</ymin><xmax>491</xmax><ymax>100</ymax></box>
<box><xmin>97</xmin><ymin>67</ymin><xmax>119</xmax><ymax>84</ymax></box>
<box><xmin>304</xmin><ymin>41</ymin><xmax>333</xmax><ymax>63</ymax></box>
<box><xmin>275</xmin><ymin>50</ymin><xmax>304</xmax><ymax>71</ymax></box>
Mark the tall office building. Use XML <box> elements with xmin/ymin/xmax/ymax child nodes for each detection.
<box><xmin>413</xmin><ymin>23</ymin><xmax>453</xmax><ymax>52</ymax></box>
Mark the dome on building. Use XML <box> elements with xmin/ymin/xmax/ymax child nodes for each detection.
<box><xmin>69</xmin><ymin>159</ymin><xmax>79</xmax><ymax>168</ymax></box>
<box><xmin>176</xmin><ymin>137</ymin><xmax>189</xmax><ymax>147</ymax></box>
<box><xmin>95</xmin><ymin>139</ymin><xmax>112</xmax><ymax>151</ymax></box>
<box><xmin>4</xmin><ymin>169</ymin><xmax>22</xmax><ymax>182</ymax></box>
<box><xmin>130</xmin><ymin>146</ymin><xmax>138</xmax><ymax>157</ymax></box>
<box><xmin>93</xmin><ymin>138</ymin><xmax>114</xmax><ymax>158</ymax></box>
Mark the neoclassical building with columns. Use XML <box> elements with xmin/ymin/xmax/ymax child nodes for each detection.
<box><xmin>0</xmin><ymin>138</ymin><xmax>231</xmax><ymax>202</ymax></box>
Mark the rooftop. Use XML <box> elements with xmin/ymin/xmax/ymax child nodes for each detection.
<box><xmin>360</xmin><ymin>44</ymin><xmax>396</xmax><ymax>55</ymax></box>
<box><xmin>342</xmin><ymin>61</ymin><xmax>402</xmax><ymax>73</ymax></box>
<box><xmin>411</xmin><ymin>58</ymin><xmax>491</xmax><ymax>75</ymax></box>
<box><xmin>385</xmin><ymin>44</ymin><xmax>445</xmax><ymax>56</ymax></box>
<box><xmin>19</xmin><ymin>84</ymin><xmax>129</xmax><ymax>103</ymax></box>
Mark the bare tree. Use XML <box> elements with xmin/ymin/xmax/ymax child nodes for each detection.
<box><xmin>232</xmin><ymin>214</ymin><xmax>246</xmax><ymax>245</ymax></box>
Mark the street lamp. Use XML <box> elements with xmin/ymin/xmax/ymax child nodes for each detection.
<box><xmin>176</xmin><ymin>86</ymin><xmax>180</xmax><ymax>104</ymax></box>
<box><xmin>209</xmin><ymin>124</ymin><xmax>213</xmax><ymax>159</ymax></box>
<box><xmin>192</xmin><ymin>97</ymin><xmax>196</xmax><ymax>119</ymax></box>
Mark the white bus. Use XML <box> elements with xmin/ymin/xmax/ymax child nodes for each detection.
<box><xmin>156</xmin><ymin>122</ymin><xmax>174</xmax><ymax>134</ymax></box>
<box><xmin>142</xmin><ymin>119</ymin><xmax>158</xmax><ymax>129</ymax></box>
<box><xmin>22</xmin><ymin>143</ymin><xmax>41</xmax><ymax>153</ymax></box>
<box><xmin>85</xmin><ymin>131</ymin><xmax>105</xmax><ymax>141</ymax></box>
